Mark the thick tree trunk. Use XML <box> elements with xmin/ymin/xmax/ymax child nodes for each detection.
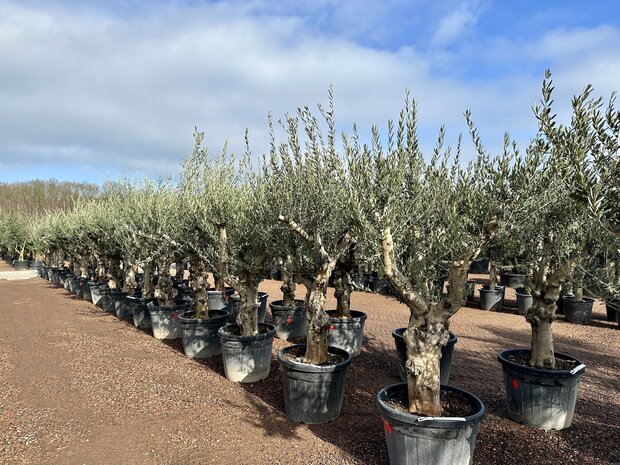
<box><xmin>214</xmin><ymin>224</ymin><xmax>228</xmax><ymax>292</ymax></box>
<box><xmin>142</xmin><ymin>262</ymin><xmax>154</xmax><ymax>299</ymax></box>
<box><xmin>574</xmin><ymin>285</ymin><xmax>583</xmax><ymax>301</ymax></box>
<box><xmin>333</xmin><ymin>242</ymin><xmax>355</xmax><ymax>317</ymax></box>
<box><xmin>489</xmin><ymin>261</ymin><xmax>497</xmax><ymax>290</ymax></box>
<box><xmin>96</xmin><ymin>260</ymin><xmax>106</xmax><ymax>284</ymax></box>
<box><xmin>304</xmin><ymin>266</ymin><xmax>332</xmax><ymax>364</ymax></box>
<box><xmin>108</xmin><ymin>257</ymin><xmax>122</xmax><ymax>289</ymax></box>
<box><xmin>526</xmin><ymin>296</ymin><xmax>556</xmax><ymax>368</ymax></box>
<box><xmin>404</xmin><ymin>319</ymin><xmax>448</xmax><ymax>416</ymax></box>
<box><xmin>281</xmin><ymin>254</ymin><xmax>297</xmax><ymax>308</ymax></box>
<box><xmin>333</xmin><ymin>268</ymin><xmax>352</xmax><ymax>317</ymax></box>
<box><xmin>191</xmin><ymin>259</ymin><xmax>210</xmax><ymax>319</ymax></box>
<box><xmin>236</xmin><ymin>285</ymin><xmax>259</xmax><ymax>336</ymax></box>
<box><xmin>122</xmin><ymin>260</ymin><xmax>137</xmax><ymax>294</ymax></box>
<box><xmin>154</xmin><ymin>261</ymin><xmax>175</xmax><ymax>307</ymax></box>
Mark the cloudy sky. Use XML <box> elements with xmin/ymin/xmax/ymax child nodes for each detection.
<box><xmin>1</xmin><ymin>0</ymin><xmax>619</xmax><ymax>184</ymax></box>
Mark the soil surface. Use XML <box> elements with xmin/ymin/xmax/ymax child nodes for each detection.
<box><xmin>1</xmin><ymin>264</ymin><xmax>619</xmax><ymax>465</ymax></box>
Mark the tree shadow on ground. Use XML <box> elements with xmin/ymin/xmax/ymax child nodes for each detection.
<box><xmin>211</xmin><ymin>333</ymin><xmax>398</xmax><ymax>465</ymax></box>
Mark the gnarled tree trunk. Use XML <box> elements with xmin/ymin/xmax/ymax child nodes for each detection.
<box><xmin>154</xmin><ymin>260</ymin><xmax>175</xmax><ymax>307</ymax></box>
<box><xmin>236</xmin><ymin>284</ymin><xmax>259</xmax><ymax>336</ymax></box>
<box><xmin>213</xmin><ymin>224</ymin><xmax>228</xmax><ymax>291</ymax></box>
<box><xmin>304</xmin><ymin>268</ymin><xmax>332</xmax><ymax>364</ymax></box>
<box><xmin>280</xmin><ymin>254</ymin><xmax>297</xmax><ymax>308</ymax></box>
<box><xmin>142</xmin><ymin>262</ymin><xmax>155</xmax><ymax>299</ymax></box>
<box><xmin>190</xmin><ymin>257</ymin><xmax>210</xmax><ymax>319</ymax></box>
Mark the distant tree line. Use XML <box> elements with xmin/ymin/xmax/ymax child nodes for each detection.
<box><xmin>0</xmin><ymin>179</ymin><xmax>101</xmax><ymax>216</ymax></box>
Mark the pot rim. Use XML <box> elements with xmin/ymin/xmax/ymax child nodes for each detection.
<box><xmin>376</xmin><ymin>382</ymin><xmax>485</xmax><ymax>428</ymax></box>
<box><xmin>497</xmin><ymin>348</ymin><xmax>585</xmax><ymax>378</ymax></box>
<box><xmin>277</xmin><ymin>344</ymin><xmax>352</xmax><ymax>373</ymax></box>
<box><xmin>178</xmin><ymin>309</ymin><xmax>229</xmax><ymax>324</ymax></box>
<box><xmin>218</xmin><ymin>323</ymin><xmax>276</xmax><ymax>341</ymax></box>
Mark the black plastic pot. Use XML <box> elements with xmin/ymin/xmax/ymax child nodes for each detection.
<box><xmin>563</xmin><ymin>297</ymin><xmax>594</xmax><ymax>325</ymax></box>
<box><xmin>325</xmin><ymin>310</ymin><xmax>367</xmax><ymax>357</ymax></box>
<box><xmin>604</xmin><ymin>298</ymin><xmax>619</xmax><ymax>322</ymax></box>
<box><xmin>498</xmin><ymin>349</ymin><xmax>586</xmax><ymax>430</ymax></box>
<box><xmin>14</xmin><ymin>260</ymin><xmax>30</xmax><ymax>271</ymax></box>
<box><xmin>516</xmin><ymin>292</ymin><xmax>533</xmax><ymax>316</ymax></box>
<box><xmin>556</xmin><ymin>293</ymin><xmax>573</xmax><ymax>315</ymax></box>
<box><xmin>392</xmin><ymin>328</ymin><xmax>457</xmax><ymax>385</ymax></box>
<box><xmin>207</xmin><ymin>288</ymin><xmax>235</xmax><ymax>313</ymax></box>
<box><xmin>127</xmin><ymin>296</ymin><xmax>155</xmax><ymax>328</ymax></box>
<box><xmin>377</xmin><ymin>383</ymin><xmax>485</xmax><ymax>465</ymax></box>
<box><xmin>479</xmin><ymin>285</ymin><xmax>504</xmax><ymax>311</ymax></box>
<box><xmin>278</xmin><ymin>344</ymin><xmax>352</xmax><ymax>424</ymax></box>
<box><xmin>109</xmin><ymin>290</ymin><xmax>133</xmax><ymax>319</ymax></box>
<box><xmin>468</xmin><ymin>258</ymin><xmax>489</xmax><ymax>274</ymax></box>
<box><xmin>218</xmin><ymin>323</ymin><xmax>276</xmax><ymax>382</ymax></box>
<box><xmin>269</xmin><ymin>299</ymin><xmax>307</xmax><ymax>340</ymax></box>
<box><xmin>178</xmin><ymin>310</ymin><xmax>229</xmax><ymax>358</ymax></box>
<box><xmin>230</xmin><ymin>292</ymin><xmax>268</xmax><ymax>324</ymax></box>
<box><xmin>499</xmin><ymin>273</ymin><xmax>527</xmax><ymax>289</ymax></box>
<box><xmin>147</xmin><ymin>301</ymin><xmax>191</xmax><ymax>339</ymax></box>
<box><xmin>96</xmin><ymin>285</ymin><xmax>111</xmax><ymax>309</ymax></box>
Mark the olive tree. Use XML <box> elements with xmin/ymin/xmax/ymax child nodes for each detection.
<box><xmin>0</xmin><ymin>210</ymin><xmax>33</xmax><ymax>261</ymax></box>
<box><xmin>346</xmin><ymin>95</ymin><xmax>512</xmax><ymax>415</ymax></box>
<box><xmin>499</xmin><ymin>71</ymin><xmax>599</xmax><ymax>368</ymax></box>
<box><xmin>264</xmin><ymin>97</ymin><xmax>362</xmax><ymax>364</ymax></box>
<box><xmin>558</xmin><ymin>79</ymin><xmax>620</xmax><ymax>298</ymax></box>
<box><xmin>180</xmin><ymin>130</ymin><xmax>274</xmax><ymax>334</ymax></box>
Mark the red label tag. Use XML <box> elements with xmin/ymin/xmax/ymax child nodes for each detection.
<box><xmin>383</xmin><ymin>419</ymin><xmax>392</xmax><ymax>433</ymax></box>
<box><xmin>172</xmin><ymin>312</ymin><xmax>179</xmax><ymax>319</ymax></box>
<box><xmin>286</xmin><ymin>317</ymin><xmax>293</xmax><ymax>324</ymax></box>
<box><xmin>329</xmin><ymin>325</ymin><xmax>334</xmax><ymax>331</ymax></box>
<box><xmin>512</xmin><ymin>379</ymin><xmax>519</xmax><ymax>389</ymax></box>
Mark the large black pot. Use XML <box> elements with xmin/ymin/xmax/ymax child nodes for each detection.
<box><xmin>392</xmin><ymin>328</ymin><xmax>457</xmax><ymax>385</ymax></box>
<box><xmin>498</xmin><ymin>349</ymin><xmax>585</xmax><ymax>430</ymax></box>
<box><xmin>218</xmin><ymin>323</ymin><xmax>276</xmax><ymax>382</ymax></box>
<box><xmin>468</xmin><ymin>258</ymin><xmax>489</xmax><ymax>274</ymax></box>
<box><xmin>479</xmin><ymin>285</ymin><xmax>505</xmax><ymax>311</ymax></box>
<box><xmin>269</xmin><ymin>299</ymin><xmax>306</xmax><ymax>340</ymax></box>
<box><xmin>376</xmin><ymin>383</ymin><xmax>485</xmax><ymax>465</ymax></box>
<box><xmin>499</xmin><ymin>273</ymin><xmax>528</xmax><ymax>289</ymax></box>
<box><xmin>563</xmin><ymin>297</ymin><xmax>594</xmax><ymax>325</ymax></box>
<box><xmin>178</xmin><ymin>310</ymin><xmax>229</xmax><ymax>358</ymax></box>
<box><xmin>127</xmin><ymin>296</ymin><xmax>155</xmax><ymax>328</ymax></box>
<box><xmin>326</xmin><ymin>310</ymin><xmax>368</xmax><ymax>357</ymax></box>
<box><xmin>516</xmin><ymin>292</ymin><xmax>533</xmax><ymax>316</ymax></box>
<box><xmin>14</xmin><ymin>260</ymin><xmax>30</xmax><ymax>271</ymax></box>
<box><xmin>604</xmin><ymin>298</ymin><xmax>619</xmax><ymax>322</ymax></box>
<box><xmin>277</xmin><ymin>344</ymin><xmax>352</xmax><ymax>424</ymax></box>
<box><xmin>147</xmin><ymin>301</ymin><xmax>192</xmax><ymax>339</ymax></box>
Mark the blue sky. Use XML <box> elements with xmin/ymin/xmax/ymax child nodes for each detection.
<box><xmin>1</xmin><ymin>0</ymin><xmax>619</xmax><ymax>184</ymax></box>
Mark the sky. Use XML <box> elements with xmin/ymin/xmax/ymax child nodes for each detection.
<box><xmin>1</xmin><ymin>0</ymin><xmax>619</xmax><ymax>184</ymax></box>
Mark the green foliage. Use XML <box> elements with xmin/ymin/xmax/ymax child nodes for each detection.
<box><xmin>346</xmin><ymin>92</ymin><xmax>512</xmax><ymax>300</ymax></box>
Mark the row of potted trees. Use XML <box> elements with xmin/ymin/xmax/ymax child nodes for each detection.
<box><xmin>2</xmin><ymin>72</ymin><xmax>619</xmax><ymax>464</ymax></box>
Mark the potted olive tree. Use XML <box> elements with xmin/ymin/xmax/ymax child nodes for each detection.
<box><xmin>497</xmin><ymin>71</ymin><xmax>598</xmax><ymax>431</ymax></box>
<box><xmin>347</xmin><ymin>95</ymin><xmax>512</xmax><ymax>464</ymax></box>
<box><xmin>266</xmin><ymin>99</ymin><xmax>358</xmax><ymax>424</ymax></box>
<box><xmin>0</xmin><ymin>210</ymin><xmax>33</xmax><ymax>270</ymax></box>
<box><xmin>179</xmin><ymin>130</ymin><xmax>276</xmax><ymax>379</ymax></box>
<box><xmin>563</xmin><ymin>80</ymin><xmax>620</xmax><ymax>327</ymax></box>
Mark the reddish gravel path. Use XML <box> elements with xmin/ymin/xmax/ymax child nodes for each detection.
<box><xmin>1</xmin><ymin>263</ymin><xmax>619</xmax><ymax>465</ymax></box>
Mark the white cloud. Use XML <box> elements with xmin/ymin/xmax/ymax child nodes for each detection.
<box><xmin>431</xmin><ymin>6</ymin><xmax>478</xmax><ymax>46</ymax></box>
<box><xmin>0</xmin><ymin>1</ymin><xmax>618</xmax><ymax>183</ymax></box>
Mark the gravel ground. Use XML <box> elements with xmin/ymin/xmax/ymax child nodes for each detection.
<box><xmin>0</xmin><ymin>262</ymin><xmax>618</xmax><ymax>465</ymax></box>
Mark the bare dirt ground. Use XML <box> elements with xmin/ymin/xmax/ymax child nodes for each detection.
<box><xmin>1</xmin><ymin>262</ymin><xmax>619</xmax><ymax>465</ymax></box>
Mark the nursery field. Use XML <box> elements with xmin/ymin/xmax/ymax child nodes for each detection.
<box><xmin>0</xmin><ymin>263</ymin><xmax>619</xmax><ymax>465</ymax></box>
